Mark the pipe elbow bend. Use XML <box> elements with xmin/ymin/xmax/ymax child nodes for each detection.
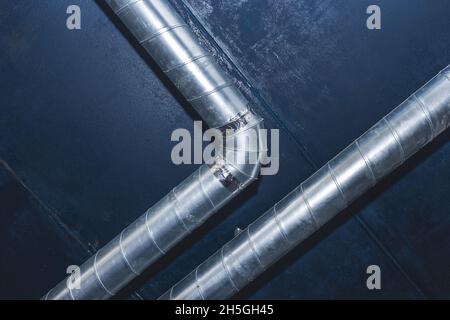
<box><xmin>212</xmin><ymin>110</ymin><xmax>266</xmax><ymax>192</ymax></box>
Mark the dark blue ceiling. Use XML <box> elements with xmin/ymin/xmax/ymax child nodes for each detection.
<box><xmin>0</xmin><ymin>0</ymin><xmax>449</xmax><ymax>299</ymax></box>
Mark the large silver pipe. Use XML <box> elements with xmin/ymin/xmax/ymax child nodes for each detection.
<box><xmin>159</xmin><ymin>66</ymin><xmax>450</xmax><ymax>300</ymax></box>
<box><xmin>44</xmin><ymin>0</ymin><xmax>265</xmax><ymax>300</ymax></box>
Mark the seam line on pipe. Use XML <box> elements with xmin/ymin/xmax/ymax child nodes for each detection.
<box><xmin>171</xmin><ymin>2</ymin><xmax>441</xmax><ymax>300</ymax></box>
<box><xmin>119</xmin><ymin>230</ymin><xmax>141</xmax><ymax>276</ymax></box>
<box><xmin>194</xmin><ymin>267</ymin><xmax>206</xmax><ymax>300</ymax></box>
<box><xmin>171</xmin><ymin>190</ymin><xmax>191</xmax><ymax>233</ymax></box>
<box><xmin>219</xmin><ymin>113</ymin><xmax>263</xmax><ymax>136</ymax></box>
<box><xmin>247</xmin><ymin>228</ymin><xmax>265</xmax><ymax>268</ymax></box>
<box><xmin>221</xmin><ymin>247</ymin><xmax>239</xmax><ymax>293</ymax></box>
<box><xmin>94</xmin><ymin>252</ymin><xmax>115</xmax><ymax>296</ymax></box>
<box><xmin>273</xmin><ymin>205</ymin><xmax>291</xmax><ymax>245</ymax></box>
<box><xmin>223</xmin><ymin>146</ymin><xmax>260</xmax><ymax>153</ymax></box>
<box><xmin>300</xmin><ymin>183</ymin><xmax>319</xmax><ymax>229</ymax></box>
<box><xmin>198</xmin><ymin>166</ymin><xmax>216</xmax><ymax>209</ymax></box>
<box><xmin>413</xmin><ymin>93</ymin><xmax>435</xmax><ymax>140</ymax></box>
<box><xmin>327</xmin><ymin>163</ymin><xmax>348</xmax><ymax>205</ymax></box>
<box><xmin>175</xmin><ymin>0</ymin><xmax>318</xmax><ymax>172</ymax></box>
<box><xmin>355</xmin><ymin>140</ymin><xmax>377</xmax><ymax>186</ymax></box>
<box><xmin>187</xmin><ymin>83</ymin><xmax>234</xmax><ymax>102</ymax></box>
<box><xmin>163</xmin><ymin>54</ymin><xmax>212</xmax><ymax>73</ymax></box>
<box><xmin>139</xmin><ymin>24</ymin><xmax>188</xmax><ymax>45</ymax></box>
<box><xmin>212</xmin><ymin>164</ymin><xmax>242</xmax><ymax>192</ymax></box>
<box><xmin>222</xmin><ymin>159</ymin><xmax>251</xmax><ymax>182</ymax></box>
<box><xmin>383</xmin><ymin>117</ymin><xmax>406</xmax><ymax>164</ymax></box>
<box><xmin>145</xmin><ymin>209</ymin><xmax>166</xmax><ymax>255</ymax></box>
<box><xmin>223</xmin><ymin>153</ymin><xmax>261</xmax><ymax>182</ymax></box>
<box><xmin>115</xmin><ymin>0</ymin><xmax>143</xmax><ymax>15</ymax></box>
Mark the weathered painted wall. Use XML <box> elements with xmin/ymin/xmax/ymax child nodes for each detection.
<box><xmin>0</xmin><ymin>0</ymin><xmax>449</xmax><ymax>299</ymax></box>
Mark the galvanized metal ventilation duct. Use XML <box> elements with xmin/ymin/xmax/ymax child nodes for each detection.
<box><xmin>159</xmin><ymin>67</ymin><xmax>450</xmax><ymax>300</ymax></box>
<box><xmin>44</xmin><ymin>0</ymin><xmax>265</xmax><ymax>300</ymax></box>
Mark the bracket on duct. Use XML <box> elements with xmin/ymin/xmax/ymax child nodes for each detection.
<box><xmin>44</xmin><ymin>0</ymin><xmax>266</xmax><ymax>300</ymax></box>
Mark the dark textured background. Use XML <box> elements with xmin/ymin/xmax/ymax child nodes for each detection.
<box><xmin>0</xmin><ymin>0</ymin><xmax>449</xmax><ymax>299</ymax></box>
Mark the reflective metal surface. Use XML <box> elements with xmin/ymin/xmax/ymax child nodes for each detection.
<box><xmin>109</xmin><ymin>0</ymin><xmax>249</xmax><ymax>128</ymax></box>
<box><xmin>159</xmin><ymin>66</ymin><xmax>450</xmax><ymax>300</ymax></box>
<box><xmin>44</xmin><ymin>0</ymin><xmax>265</xmax><ymax>300</ymax></box>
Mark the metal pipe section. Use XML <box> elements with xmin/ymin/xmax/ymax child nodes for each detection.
<box><xmin>109</xmin><ymin>0</ymin><xmax>250</xmax><ymax>129</ymax></box>
<box><xmin>159</xmin><ymin>66</ymin><xmax>450</xmax><ymax>300</ymax></box>
<box><xmin>44</xmin><ymin>0</ymin><xmax>265</xmax><ymax>300</ymax></box>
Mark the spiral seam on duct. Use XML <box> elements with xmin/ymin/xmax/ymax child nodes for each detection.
<box><xmin>44</xmin><ymin>0</ymin><xmax>266</xmax><ymax>300</ymax></box>
<box><xmin>159</xmin><ymin>66</ymin><xmax>450</xmax><ymax>300</ymax></box>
